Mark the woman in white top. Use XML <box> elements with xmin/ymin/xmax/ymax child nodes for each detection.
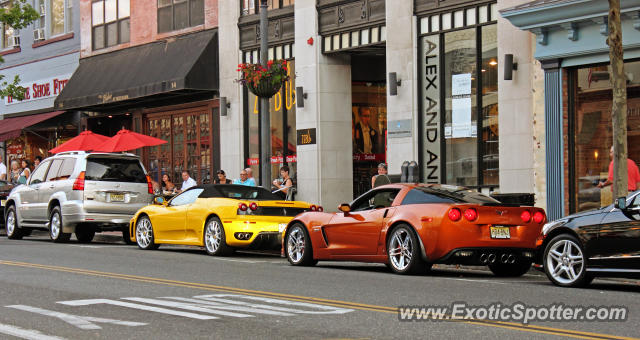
<box><xmin>18</xmin><ymin>159</ymin><xmax>32</xmax><ymax>184</ymax></box>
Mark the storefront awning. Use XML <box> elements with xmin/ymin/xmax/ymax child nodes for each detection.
<box><xmin>55</xmin><ymin>29</ymin><xmax>218</xmax><ymax>111</ymax></box>
<box><xmin>0</xmin><ymin>111</ymin><xmax>65</xmax><ymax>142</ymax></box>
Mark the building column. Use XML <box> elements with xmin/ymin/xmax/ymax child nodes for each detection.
<box><xmin>542</xmin><ymin>60</ymin><xmax>564</xmax><ymax>220</ymax></box>
<box><xmin>295</xmin><ymin>0</ymin><xmax>353</xmax><ymax>209</ymax></box>
<box><xmin>385</xmin><ymin>0</ymin><xmax>418</xmax><ymax>175</ymax></box>
<box><xmin>218</xmin><ymin>0</ymin><xmax>243</xmax><ymax>177</ymax></box>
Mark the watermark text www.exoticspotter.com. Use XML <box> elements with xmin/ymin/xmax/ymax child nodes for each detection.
<box><xmin>398</xmin><ymin>302</ymin><xmax>627</xmax><ymax>324</ymax></box>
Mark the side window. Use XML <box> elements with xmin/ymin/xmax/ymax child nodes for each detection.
<box><xmin>401</xmin><ymin>189</ymin><xmax>457</xmax><ymax>205</ymax></box>
<box><xmin>170</xmin><ymin>188</ymin><xmax>204</xmax><ymax>206</ymax></box>
<box><xmin>58</xmin><ymin>158</ymin><xmax>76</xmax><ymax>180</ymax></box>
<box><xmin>351</xmin><ymin>189</ymin><xmax>399</xmax><ymax>211</ymax></box>
<box><xmin>29</xmin><ymin>161</ymin><xmax>51</xmax><ymax>185</ymax></box>
<box><xmin>45</xmin><ymin>159</ymin><xmax>64</xmax><ymax>182</ymax></box>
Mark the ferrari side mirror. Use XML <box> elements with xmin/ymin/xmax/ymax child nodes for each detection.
<box><xmin>338</xmin><ymin>203</ymin><xmax>351</xmax><ymax>213</ymax></box>
<box><xmin>154</xmin><ymin>196</ymin><xmax>166</xmax><ymax>206</ymax></box>
<box><xmin>614</xmin><ymin>197</ymin><xmax>627</xmax><ymax>210</ymax></box>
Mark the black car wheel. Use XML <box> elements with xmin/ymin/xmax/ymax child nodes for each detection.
<box><xmin>543</xmin><ymin>234</ymin><xmax>593</xmax><ymax>287</ymax></box>
<box><xmin>285</xmin><ymin>223</ymin><xmax>317</xmax><ymax>266</ymax></box>
<box><xmin>49</xmin><ymin>206</ymin><xmax>71</xmax><ymax>243</ymax></box>
<box><xmin>75</xmin><ymin>225</ymin><xmax>95</xmax><ymax>243</ymax></box>
<box><xmin>5</xmin><ymin>205</ymin><xmax>23</xmax><ymax>240</ymax></box>
<box><xmin>386</xmin><ymin>224</ymin><xmax>427</xmax><ymax>275</ymax></box>
<box><xmin>488</xmin><ymin>260</ymin><xmax>532</xmax><ymax>277</ymax></box>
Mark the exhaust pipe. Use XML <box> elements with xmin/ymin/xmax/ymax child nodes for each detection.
<box><xmin>500</xmin><ymin>254</ymin><xmax>509</xmax><ymax>263</ymax></box>
<box><xmin>479</xmin><ymin>253</ymin><xmax>488</xmax><ymax>264</ymax></box>
<box><xmin>508</xmin><ymin>254</ymin><xmax>516</xmax><ymax>264</ymax></box>
<box><xmin>488</xmin><ymin>254</ymin><xmax>496</xmax><ymax>263</ymax></box>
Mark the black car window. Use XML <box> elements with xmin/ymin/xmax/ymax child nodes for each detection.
<box><xmin>85</xmin><ymin>157</ymin><xmax>146</xmax><ymax>183</ymax></box>
<box><xmin>58</xmin><ymin>158</ymin><xmax>76</xmax><ymax>179</ymax></box>
<box><xmin>200</xmin><ymin>184</ymin><xmax>283</xmax><ymax>200</ymax></box>
<box><xmin>401</xmin><ymin>188</ymin><xmax>458</xmax><ymax>205</ymax></box>
<box><xmin>170</xmin><ymin>188</ymin><xmax>204</xmax><ymax>206</ymax></box>
<box><xmin>45</xmin><ymin>159</ymin><xmax>64</xmax><ymax>182</ymax></box>
<box><xmin>409</xmin><ymin>185</ymin><xmax>500</xmax><ymax>204</ymax></box>
<box><xmin>351</xmin><ymin>189</ymin><xmax>400</xmax><ymax>212</ymax></box>
<box><xmin>29</xmin><ymin>161</ymin><xmax>50</xmax><ymax>185</ymax></box>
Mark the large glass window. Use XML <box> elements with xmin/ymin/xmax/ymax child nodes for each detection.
<box><xmin>1</xmin><ymin>2</ymin><xmax>14</xmax><ymax>49</ymax></box>
<box><xmin>158</xmin><ymin>0</ymin><xmax>204</xmax><ymax>33</ymax></box>
<box><xmin>244</xmin><ymin>59</ymin><xmax>296</xmax><ymax>186</ymax></box>
<box><xmin>572</xmin><ymin>60</ymin><xmax>640</xmax><ymax>212</ymax></box>
<box><xmin>92</xmin><ymin>0</ymin><xmax>129</xmax><ymax>50</ymax></box>
<box><xmin>241</xmin><ymin>0</ymin><xmax>294</xmax><ymax>16</ymax></box>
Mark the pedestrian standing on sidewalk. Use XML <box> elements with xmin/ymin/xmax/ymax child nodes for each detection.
<box><xmin>9</xmin><ymin>160</ymin><xmax>20</xmax><ymax>184</ymax></box>
<box><xmin>371</xmin><ymin>162</ymin><xmax>388</xmax><ymax>188</ymax></box>
<box><xmin>179</xmin><ymin>170</ymin><xmax>197</xmax><ymax>192</ymax></box>
<box><xmin>597</xmin><ymin>146</ymin><xmax>640</xmax><ymax>191</ymax></box>
<box><xmin>214</xmin><ymin>170</ymin><xmax>232</xmax><ymax>184</ymax></box>
<box><xmin>272</xmin><ymin>165</ymin><xmax>293</xmax><ymax>196</ymax></box>
<box><xmin>33</xmin><ymin>156</ymin><xmax>42</xmax><ymax>168</ymax></box>
<box><xmin>233</xmin><ymin>169</ymin><xmax>256</xmax><ymax>186</ymax></box>
<box><xmin>18</xmin><ymin>159</ymin><xmax>31</xmax><ymax>184</ymax></box>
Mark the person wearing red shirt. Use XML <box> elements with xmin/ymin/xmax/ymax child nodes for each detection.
<box><xmin>598</xmin><ymin>146</ymin><xmax>640</xmax><ymax>191</ymax></box>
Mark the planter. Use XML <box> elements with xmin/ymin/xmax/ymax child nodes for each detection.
<box><xmin>247</xmin><ymin>77</ymin><xmax>283</xmax><ymax>98</ymax></box>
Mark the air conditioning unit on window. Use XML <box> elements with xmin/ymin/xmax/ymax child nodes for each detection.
<box><xmin>9</xmin><ymin>35</ymin><xmax>20</xmax><ymax>48</ymax></box>
<box><xmin>34</xmin><ymin>28</ymin><xmax>45</xmax><ymax>41</ymax></box>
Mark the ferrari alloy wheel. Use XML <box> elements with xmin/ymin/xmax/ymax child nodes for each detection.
<box><xmin>543</xmin><ymin>234</ymin><xmax>593</xmax><ymax>287</ymax></box>
<box><xmin>285</xmin><ymin>224</ymin><xmax>317</xmax><ymax>266</ymax></box>
<box><xmin>387</xmin><ymin>225</ymin><xmax>426</xmax><ymax>275</ymax></box>
<box><xmin>5</xmin><ymin>205</ymin><xmax>23</xmax><ymax>240</ymax></box>
<box><xmin>49</xmin><ymin>206</ymin><xmax>71</xmax><ymax>243</ymax></box>
<box><xmin>136</xmin><ymin>216</ymin><xmax>159</xmax><ymax>250</ymax></box>
<box><xmin>204</xmin><ymin>217</ymin><xmax>232</xmax><ymax>256</ymax></box>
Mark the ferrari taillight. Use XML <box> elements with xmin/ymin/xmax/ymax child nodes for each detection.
<box><xmin>72</xmin><ymin>171</ymin><xmax>85</xmax><ymax>191</ymax></box>
<box><xmin>238</xmin><ymin>203</ymin><xmax>248</xmax><ymax>211</ymax></box>
<box><xmin>520</xmin><ymin>210</ymin><xmax>531</xmax><ymax>223</ymax></box>
<box><xmin>533</xmin><ymin>211</ymin><xmax>545</xmax><ymax>224</ymax></box>
<box><xmin>249</xmin><ymin>202</ymin><xmax>258</xmax><ymax>211</ymax></box>
<box><xmin>448</xmin><ymin>208</ymin><xmax>461</xmax><ymax>221</ymax></box>
<box><xmin>463</xmin><ymin>208</ymin><xmax>478</xmax><ymax>221</ymax></box>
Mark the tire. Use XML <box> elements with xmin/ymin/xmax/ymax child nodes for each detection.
<box><xmin>5</xmin><ymin>205</ymin><xmax>23</xmax><ymax>240</ymax></box>
<box><xmin>122</xmin><ymin>227</ymin><xmax>135</xmax><ymax>245</ymax></box>
<box><xmin>543</xmin><ymin>234</ymin><xmax>593</xmax><ymax>287</ymax></box>
<box><xmin>488</xmin><ymin>260</ymin><xmax>532</xmax><ymax>277</ymax></box>
<box><xmin>75</xmin><ymin>226</ymin><xmax>95</xmax><ymax>243</ymax></box>
<box><xmin>135</xmin><ymin>216</ymin><xmax>159</xmax><ymax>250</ymax></box>
<box><xmin>386</xmin><ymin>224</ymin><xmax>427</xmax><ymax>275</ymax></box>
<box><xmin>203</xmin><ymin>217</ymin><xmax>233</xmax><ymax>256</ymax></box>
<box><xmin>49</xmin><ymin>206</ymin><xmax>71</xmax><ymax>243</ymax></box>
<box><xmin>285</xmin><ymin>223</ymin><xmax>317</xmax><ymax>266</ymax></box>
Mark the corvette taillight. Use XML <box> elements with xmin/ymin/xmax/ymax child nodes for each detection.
<box><xmin>310</xmin><ymin>205</ymin><xmax>317</xmax><ymax>211</ymax></box>
<box><xmin>72</xmin><ymin>171</ymin><xmax>85</xmax><ymax>191</ymax></box>
<box><xmin>533</xmin><ymin>211</ymin><xmax>545</xmax><ymax>224</ymax></box>
<box><xmin>463</xmin><ymin>208</ymin><xmax>478</xmax><ymax>221</ymax></box>
<box><xmin>317</xmin><ymin>206</ymin><xmax>324</xmax><ymax>212</ymax></box>
<box><xmin>448</xmin><ymin>208</ymin><xmax>461</xmax><ymax>221</ymax></box>
<box><xmin>520</xmin><ymin>210</ymin><xmax>531</xmax><ymax>223</ymax></box>
<box><xmin>249</xmin><ymin>202</ymin><xmax>258</xmax><ymax>211</ymax></box>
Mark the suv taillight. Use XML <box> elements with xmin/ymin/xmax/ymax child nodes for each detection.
<box><xmin>73</xmin><ymin>171</ymin><xmax>85</xmax><ymax>191</ymax></box>
<box><xmin>146</xmin><ymin>175</ymin><xmax>153</xmax><ymax>194</ymax></box>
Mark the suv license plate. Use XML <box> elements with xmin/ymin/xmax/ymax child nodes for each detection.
<box><xmin>490</xmin><ymin>226</ymin><xmax>510</xmax><ymax>239</ymax></box>
<box><xmin>110</xmin><ymin>194</ymin><xmax>125</xmax><ymax>202</ymax></box>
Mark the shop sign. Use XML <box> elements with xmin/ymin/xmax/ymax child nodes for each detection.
<box><xmin>247</xmin><ymin>158</ymin><xmax>259</xmax><ymax>166</ymax></box>
<box><xmin>5</xmin><ymin>75</ymin><xmax>71</xmax><ymax>105</ymax></box>
<box><xmin>296</xmin><ymin>128</ymin><xmax>316</xmax><ymax>145</ymax></box>
<box><xmin>353</xmin><ymin>153</ymin><xmax>385</xmax><ymax>162</ymax></box>
<box><xmin>247</xmin><ymin>156</ymin><xmax>297</xmax><ymax>166</ymax></box>
<box><xmin>420</xmin><ymin>35</ymin><xmax>440</xmax><ymax>183</ymax></box>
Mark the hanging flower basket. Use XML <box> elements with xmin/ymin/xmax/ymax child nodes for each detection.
<box><xmin>237</xmin><ymin>59</ymin><xmax>289</xmax><ymax>98</ymax></box>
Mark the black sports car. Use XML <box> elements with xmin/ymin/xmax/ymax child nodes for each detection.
<box><xmin>538</xmin><ymin>191</ymin><xmax>640</xmax><ymax>287</ymax></box>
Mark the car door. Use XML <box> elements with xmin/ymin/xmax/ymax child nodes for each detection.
<box><xmin>19</xmin><ymin>160</ymin><xmax>50</xmax><ymax>222</ymax></box>
<box><xmin>154</xmin><ymin>188</ymin><xmax>202</xmax><ymax>242</ymax></box>
<box><xmin>593</xmin><ymin>193</ymin><xmax>640</xmax><ymax>269</ymax></box>
<box><xmin>36</xmin><ymin>159</ymin><xmax>64</xmax><ymax>220</ymax></box>
<box><xmin>324</xmin><ymin>189</ymin><xmax>400</xmax><ymax>256</ymax></box>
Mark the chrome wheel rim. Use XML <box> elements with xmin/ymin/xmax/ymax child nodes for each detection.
<box><xmin>50</xmin><ymin>212</ymin><xmax>61</xmax><ymax>239</ymax></box>
<box><xmin>287</xmin><ymin>227</ymin><xmax>305</xmax><ymax>263</ymax></box>
<box><xmin>6</xmin><ymin>210</ymin><xmax>15</xmax><ymax>235</ymax></box>
<box><xmin>205</xmin><ymin>220</ymin><xmax>222</xmax><ymax>253</ymax></box>
<box><xmin>546</xmin><ymin>239</ymin><xmax>585</xmax><ymax>284</ymax></box>
<box><xmin>389</xmin><ymin>228</ymin><xmax>413</xmax><ymax>271</ymax></box>
<box><xmin>136</xmin><ymin>218</ymin><xmax>153</xmax><ymax>248</ymax></box>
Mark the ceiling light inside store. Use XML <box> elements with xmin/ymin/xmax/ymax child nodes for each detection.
<box><xmin>489</xmin><ymin>60</ymin><xmax>498</xmax><ymax>66</ymax></box>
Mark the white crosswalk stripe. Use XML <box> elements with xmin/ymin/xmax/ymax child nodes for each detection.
<box><xmin>0</xmin><ymin>323</ymin><xmax>67</xmax><ymax>340</ymax></box>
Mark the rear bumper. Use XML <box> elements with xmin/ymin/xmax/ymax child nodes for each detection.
<box><xmin>435</xmin><ymin>247</ymin><xmax>537</xmax><ymax>265</ymax></box>
<box><xmin>224</xmin><ymin>220</ymin><xmax>288</xmax><ymax>248</ymax></box>
<box><xmin>62</xmin><ymin>200</ymin><xmax>136</xmax><ymax>233</ymax></box>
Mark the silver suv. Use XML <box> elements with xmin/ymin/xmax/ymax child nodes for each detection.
<box><xmin>4</xmin><ymin>152</ymin><xmax>153</xmax><ymax>243</ymax></box>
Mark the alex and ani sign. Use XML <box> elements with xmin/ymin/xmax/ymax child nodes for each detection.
<box><xmin>4</xmin><ymin>75</ymin><xmax>71</xmax><ymax>105</ymax></box>
<box><xmin>421</xmin><ymin>35</ymin><xmax>440</xmax><ymax>184</ymax></box>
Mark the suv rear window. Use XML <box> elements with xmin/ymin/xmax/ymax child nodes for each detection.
<box><xmin>85</xmin><ymin>157</ymin><xmax>146</xmax><ymax>183</ymax></box>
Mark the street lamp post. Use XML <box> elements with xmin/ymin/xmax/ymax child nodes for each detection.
<box><xmin>259</xmin><ymin>0</ymin><xmax>271</xmax><ymax>189</ymax></box>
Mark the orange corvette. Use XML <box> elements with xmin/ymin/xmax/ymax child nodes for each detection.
<box><xmin>283</xmin><ymin>184</ymin><xmax>546</xmax><ymax>276</ymax></box>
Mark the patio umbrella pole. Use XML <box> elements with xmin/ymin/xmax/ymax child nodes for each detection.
<box><xmin>259</xmin><ymin>0</ymin><xmax>271</xmax><ymax>189</ymax></box>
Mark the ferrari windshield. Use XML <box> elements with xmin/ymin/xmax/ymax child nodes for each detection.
<box><xmin>201</xmin><ymin>185</ymin><xmax>283</xmax><ymax>200</ymax></box>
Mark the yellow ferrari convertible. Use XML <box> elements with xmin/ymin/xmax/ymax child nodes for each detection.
<box><xmin>128</xmin><ymin>184</ymin><xmax>320</xmax><ymax>255</ymax></box>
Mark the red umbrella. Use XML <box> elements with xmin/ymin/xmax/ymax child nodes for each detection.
<box><xmin>92</xmin><ymin>128</ymin><xmax>168</xmax><ymax>152</ymax></box>
<box><xmin>49</xmin><ymin>131</ymin><xmax>110</xmax><ymax>154</ymax></box>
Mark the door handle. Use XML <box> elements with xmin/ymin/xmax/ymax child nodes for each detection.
<box><xmin>49</xmin><ymin>185</ymin><xmax>55</xmax><ymax>189</ymax></box>
<box><xmin>383</xmin><ymin>209</ymin><xmax>389</xmax><ymax>218</ymax></box>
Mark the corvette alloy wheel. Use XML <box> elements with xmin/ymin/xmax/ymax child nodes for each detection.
<box><xmin>389</xmin><ymin>228</ymin><xmax>413</xmax><ymax>271</ymax></box>
<box><xmin>285</xmin><ymin>224</ymin><xmax>316</xmax><ymax>266</ymax></box>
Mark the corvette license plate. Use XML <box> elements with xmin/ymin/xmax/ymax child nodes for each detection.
<box><xmin>490</xmin><ymin>226</ymin><xmax>510</xmax><ymax>239</ymax></box>
<box><xmin>110</xmin><ymin>193</ymin><xmax>125</xmax><ymax>202</ymax></box>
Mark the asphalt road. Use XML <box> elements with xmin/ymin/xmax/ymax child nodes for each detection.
<box><xmin>0</xmin><ymin>230</ymin><xmax>638</xmax><ymax>340</ymax></box>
